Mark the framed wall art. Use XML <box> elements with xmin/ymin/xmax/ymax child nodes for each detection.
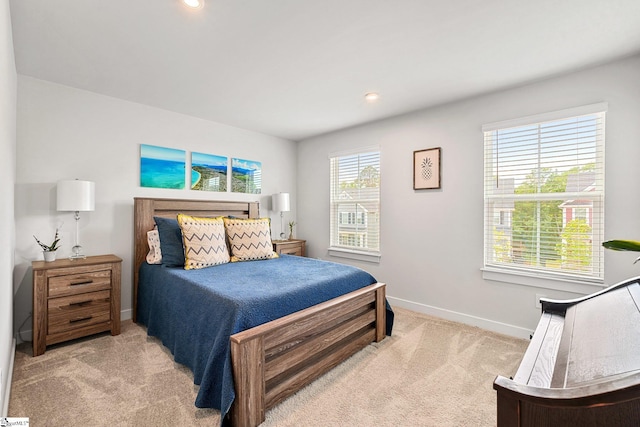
<box><xmin>140</xmin><ymin>144</ymin><xmax>186</xmax><ymax>189</ymax></box>
<box><xmin>231</xmin><ymin>157</ymin><xmax>262</xmax><ymax>194</ymax></box>
<box><xmin>413</xmin><ymin>147</ymin><xmax>441</xmax><ymax>190</ymax></box>
<box><xmin>191</xmin><ymin>152</ymin><xmax>228</xmax><ymax>192</ymax></box>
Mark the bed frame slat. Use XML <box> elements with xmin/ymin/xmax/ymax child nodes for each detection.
<box><xmin>264</xmin><ymin>308</ymin><xmax>377</xmax><ymax>381</ymax></box>
<box><xmin>264</xmin><ymin>303</ymin><xmax>373</xmax><ymax>360</ymax></box>
<box><xmin>265</xmin><ymin>328</ymin><xmax>377</xmax><ymax>409</ymax></box>
<box><xmin>263</xmin><ymin>291</ymin><xmax>376</xmax><ymax>353</ymax></box>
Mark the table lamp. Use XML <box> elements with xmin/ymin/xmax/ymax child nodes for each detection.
<box><xmin>272</xmin><ymin>192</ymin><xmax>290</xmax><ymax>240</ymax></box>
<box><xmin>57</xmin><ymin>179</ymin><xmax>95</xmax><ymax>259</ymax></box>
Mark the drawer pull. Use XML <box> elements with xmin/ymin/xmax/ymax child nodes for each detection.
<box><xmin>70</xmin><ymin>280</ymin><xmax>93</xmax><ymax>286</ymax></box>
<box><xmin>70</xmin><ymin>316</ymin><xmax>92</xmax><ymax>323</ymax></box>
<box><xmin>69</xmin><ymin>300</ymin><xmax>92</xmax><ymax>307</ymax></box>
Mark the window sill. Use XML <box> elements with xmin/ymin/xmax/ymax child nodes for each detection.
<box><xmin>328</xmin><ymin>247</ymin><xmax>381</xmax><ymax>263</ymax></box>
<box><xmin>481</xmin><ymin>266</ymin><xmax>605</xmax><ymax>294</ymax></box>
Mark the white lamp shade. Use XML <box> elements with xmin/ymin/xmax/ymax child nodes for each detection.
<box><xmin>272</xmin><ymin>192</ymin><xmax>290</xmax><ymax>212</ymax></box>
<box><xmin>57</xmin><ymin>180</ymin><xmax>95</xmax><ymax>212</ymax></box>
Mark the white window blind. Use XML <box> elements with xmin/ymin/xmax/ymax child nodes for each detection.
<box><xmin>483</xmin><ymin>103</ymin><xmax>606</xmax><ymax>282</ymax></box>
<box><xmin>330</xmin><ymin>150</ymin><xmax>380</xmax><ymax>256</ymax></box>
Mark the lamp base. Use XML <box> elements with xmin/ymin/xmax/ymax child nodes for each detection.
<box><xmin>69</xmin><ymin>245</ymin><xmax>87</xmax><ymax>260</ymax></box>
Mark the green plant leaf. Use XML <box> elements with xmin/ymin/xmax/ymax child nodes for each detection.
<box><xmin>602</xmin><ymin>239</ymin><xmax>640</xmax><ymax>252</ymax></box>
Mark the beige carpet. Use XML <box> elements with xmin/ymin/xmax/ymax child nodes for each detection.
<box><xmin>9</xmin><ymin>307</ymin><xmax>528</xmax><ymax>426</ymax></box>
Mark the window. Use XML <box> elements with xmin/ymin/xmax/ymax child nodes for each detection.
<box><xmin>329</xmin><ymin>148</ymin><xmax>380</xmax><ymax>261</ymax></box>
<box><xmin>339</xmin><ymin>212</ymin><xmax>367</xmax><ymax>226</ymax></box>
<box><xmin>339</xmin><ymin>233</ymin><xmax>366</xmax><ymax>248</ymax></box>
<box><xmin>483</xmin><ymin>103</ymin><xmax>606</xmax><ymax>284</ymax></box>
<box><xmin>339</xmin><ymin>212</ymin><xmax>349</xmax><ymax>225</ymax></box>
<box><xmin>573</xmin><ymin>208</ymin><xmax>588</xmax><ymax>222</ymax></box>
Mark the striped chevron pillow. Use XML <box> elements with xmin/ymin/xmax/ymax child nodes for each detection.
<box><xmin>177</xmin><ymin>214</ymin><xmax>230</xmax><ymax>269</ymax></box>
<box><xmin>223</xmin><ymin>217</ymin><xmax>279</xmax><ymax>262</ymax></box>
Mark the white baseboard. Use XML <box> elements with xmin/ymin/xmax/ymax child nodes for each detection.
<box><xmin>2</xmin><ymin>338</ymin><xmax>16</xmax><ymax>416</ymax></box>
<box><xmin>15</xmin><ymin>330</ymin><xmax>30</xmax><ymax>345</ymax></box>
<box><xmin>387</xmin><ymin>296</ymin><xmax>533</xmax><ymax>340</ymax></box>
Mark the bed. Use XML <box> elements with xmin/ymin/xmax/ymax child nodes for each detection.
<box><xmin>132</xmin><ymin>197</ymin><xmax>393</xmax><ymax>427</ymax></box>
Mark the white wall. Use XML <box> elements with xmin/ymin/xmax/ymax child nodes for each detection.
<box><xmin>14</xmin><ymin>76</ymin><xmax>297</xmax><ymax>339</ymax></box>
<box><xmin>0</xmin><ymin>0</ymin><xmax>16</xmax><ymax>415</ymax></box>
<box><xmin>298</xmin><ymin>55</ymin><xmax>640</xmax><ymax>337</ymax></box>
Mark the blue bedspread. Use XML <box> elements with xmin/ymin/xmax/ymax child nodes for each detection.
<box><xmin>137</xmin><ymin>255</ymin><xmax>394</xmax><ymax>419</ymax></box>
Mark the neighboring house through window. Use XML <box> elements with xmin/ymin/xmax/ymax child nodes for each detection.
<box><xmin>329</xmin><ymin>148</ymin><xmax>381</xmax><ymax>262</ymax></box>
<box><xmin>483</xmin><ymin>103</ymin><xmax>606</xmax><ymax>287</ymax></box>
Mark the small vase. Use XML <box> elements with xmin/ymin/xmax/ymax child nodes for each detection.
<box><xmin>43</xmin><ymin>251</ymin><xmax>57</xmax><ymax>262</ymax></box>
<box><xmin>288</xmin><ymin>232</ymin><xmax>293</xmax><ymax>240</ymax></box>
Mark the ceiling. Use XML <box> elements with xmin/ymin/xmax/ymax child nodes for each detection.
<box><xmin>9</xmin><ymin>0</ymin><xmax>640</xmax><ymax>141</ymax></box>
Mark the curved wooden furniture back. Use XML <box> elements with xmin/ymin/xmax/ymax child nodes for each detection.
<box><xmin>494</xmin><ymin>276</ymin><xmax>640</xmax><ymax>426</ymax></box>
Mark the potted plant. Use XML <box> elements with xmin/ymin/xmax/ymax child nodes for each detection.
<box><xmin>288</xmin><ymin>221</ymin><xmax>296</xmax><ymax>240</ymax></box>
<box><xmin>34</xmin><ymin>228</ymin><xmax>61</xmax><ymax>262</ymax></box>
<box><xmin>603</xmin><ymin>239</ymin><xmax>640</xmax><ymax>264</ymax></box>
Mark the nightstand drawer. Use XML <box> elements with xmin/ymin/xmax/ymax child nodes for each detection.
<box><xmin>48</xmin><ymin>269</ymin><xmax>112</xmax><ymax>298</ymax></box>
<box><xmin>273</xmin><ymin>239</ymin><xmax>306</xmax><ymax>257</ymax></box>
<box><xmin>48</xmin><ymin>290</ymin><xmax>111</xmax><ymax>335</ymax></box>
<box><xmin>280</xmin><ymin>246</ymin><xmax>303</xmax><ymax>256</ymax></box>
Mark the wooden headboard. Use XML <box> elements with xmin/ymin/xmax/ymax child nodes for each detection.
<box><xmin>132</xmin><ymin>197</ymin><xmax>259</xmax><ymax>321</ymax></box>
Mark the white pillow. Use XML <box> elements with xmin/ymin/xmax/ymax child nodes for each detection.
<box><xmin>146</xmin><ymin>229</ymin><xmax>162</xmax><ymax>264</ymax></box>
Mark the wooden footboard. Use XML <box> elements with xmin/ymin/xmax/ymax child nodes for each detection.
<box><xmin>229</xmin><ymin>282</ymin><xmax>387</xmax><ymax>427</ymax></box>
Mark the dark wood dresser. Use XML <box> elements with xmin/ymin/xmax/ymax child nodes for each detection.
<box><xmin>494</xmin><ymin>276</ymin><xmax>640</xmax><ymax>426</ymax></box>
<box><xmin>32</xmin><ymin>254</ymin><xmax>122</xmax><ymax>356</ymax></box>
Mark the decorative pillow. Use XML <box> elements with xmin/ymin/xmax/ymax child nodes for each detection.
<box><xmin>178</xmin><ymin>214</ymin><xmax>230</xmax><ymax>269</ymax></box>
<box><xmin>153</xmin><ymin>216</ymin><xmax>185</xmax><ymax>267</ymax></box>
<box><xmin>223</xmin><ymin>217</ymin><xmax>279</xmax><ymax>262</ymax></box>
<box><xmin>146</xmin><ymin>229</ymin><xmax>162</xmax><ymax>264</ymax></box>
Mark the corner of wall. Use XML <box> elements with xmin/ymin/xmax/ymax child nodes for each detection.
<box><xmin>1</xmin><ymin>0</ymin><xmax>18</xmax><ymax>415</ymax></box>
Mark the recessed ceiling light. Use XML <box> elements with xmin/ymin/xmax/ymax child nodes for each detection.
<box><xmin>182</xmin><ymin>0</ymin><xmax>204</xmax><ymax>9</ymax></box>
<box><xmin>364</xmin><ymin>92</ymin><xmax>379</xmax><ymax>102</ymax></box>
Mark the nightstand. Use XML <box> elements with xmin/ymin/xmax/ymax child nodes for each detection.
<box><xmin>273</xmin><ymin>239</ymin><xmax>306</xmax><ymax>257</ymax></box>
<box><xmin>32</xmin><ymin>254</ymin><xmax>122</xmax><ymax>356</ymax></box>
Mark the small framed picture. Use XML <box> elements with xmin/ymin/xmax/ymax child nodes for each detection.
<box><xmin>413</xmin><ymin>147</ymin><xmax>441</xmax><ymax>190</ymax></box>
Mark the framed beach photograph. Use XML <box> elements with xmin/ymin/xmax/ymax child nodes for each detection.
<box><xmin>191</xmin><ymin>152</ymin><xmax>228</xmax><ymax>192</ymax></box>
<box><xmin>231</xmin><ymin>157</ymin><xmax>262</xmax><ymax>194</ymax></box>
<box><xmin>140</xmin><ymin>144</ymin><xmax>186</xmax><ymax>189</ymax></box>
<box><xmin>413</xmin><ymin>147</ymin><xmax>441</xmax><ymax>190</ymax></box>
